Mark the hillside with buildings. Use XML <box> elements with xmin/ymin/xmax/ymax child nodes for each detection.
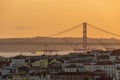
<box><xmin>0</xmin><ymin>49</ymin><xmax>120</xmax><ymax>80</ymax></box>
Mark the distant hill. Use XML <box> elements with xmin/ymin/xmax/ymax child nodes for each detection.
<box><xmin>0</xmin><ymin>37</ymin><xmax>120</xmax><ymax>43</ymax></box>
<box><xmin>0</xmin><ymin>37</ymin><xmax>120</xmax><ymax>52</ymax></box>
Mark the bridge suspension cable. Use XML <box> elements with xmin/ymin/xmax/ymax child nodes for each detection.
<box><xmin>48</xmin><ymin>23</ymin><xmax>82</xmax><ymax>37</ymax></box>
<box><xmin>88</xmin><ymin>23</ymin><xmax>120</xmax><ymax>38</ymax></box>
<box><xmin>38</xmin><ymin>23</ymin><xmax>82</xmax><ymax>53</ymax></box>
<box><xmin>63</xmin><ymin>38</ymin><xmax>76</xmax><ymax>50</ymax></box>
<box><xmin>95</xmin><ymin>38</ymin><xmax>107</xmax><ymax>49</ymax></box>
<box><xmin>87</xmin><ymin>23</ymin><xmax>120</xmax><ymax>49</ymax></box>
<box><xmin>40</xmin><ymin>22</ymin><xmax>120</xmax><ymax>52</ymax></box>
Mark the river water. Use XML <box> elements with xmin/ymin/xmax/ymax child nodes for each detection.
<box><xmin>0</xmin><ymin>51</ymin><xmax>77</xmax><ymax>57</ymax></box>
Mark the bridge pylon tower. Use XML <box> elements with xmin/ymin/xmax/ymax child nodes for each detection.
<box><xmin>83</xmin><ymin>22</ymin><xmax>87</xmax><ymax>54</ymax></box>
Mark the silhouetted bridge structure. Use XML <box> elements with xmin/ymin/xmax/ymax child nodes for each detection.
<box><xmin>1</xmin><ymin>22</ymin><xmax>120</xmax><ymax>53</ymax></box>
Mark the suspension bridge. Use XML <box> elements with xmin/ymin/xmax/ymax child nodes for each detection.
<box><xmin>0</xmin><ymin>22</ymin><xmax>120</xmax><ymax>54</ymax></box>
<box><xmin>42</xmin><ymin>22</ymin><xmax>120</xmax><ymax>54</ymax></box>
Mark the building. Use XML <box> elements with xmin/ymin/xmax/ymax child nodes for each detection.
<box><xmin>93</xmin><ymin>61</ymin><xmax>116</xmax><ymax>79</ymax></box>
<box><xmin>110</xmin><ymin>49</ymin><xmax>120</xmax><ymax>62</ymax></box>
<box><xmin>52</xmin><ymin>72</ymin><xmax>94</xmax><ymax>80</ymax></box>
<box><xmin>63</xmin><ymin>64</ymin><xmax>77</xmax><ymax>72</ymax></box>
<box><xmin>97</xmin><ymin>55</ymin><xmax>109</xmax><ymax>62</ymax></box>
<box><xmin>10</xmin><ymin>55</ymin><xmax>26</xmax><ymax>68</ymax></box>
<box><xmin>116</xmin><ymin>67</ymin><xmax>120</xmax><ymax>80</ymax></box>
<box><xmin>32</xmin><ymin>59</ymin><xmax>48</xmax><ymax>68</ymax></box>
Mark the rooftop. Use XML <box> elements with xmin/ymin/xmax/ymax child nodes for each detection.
<box><xmin>95</xmin><ymin>61</ymin><xmax>114</xmax><ymax>65</ymax></box>
<box><xmin>111</xmin><ymin>49</ymin><xmax>120</xmax><ymax>56</ymax></box>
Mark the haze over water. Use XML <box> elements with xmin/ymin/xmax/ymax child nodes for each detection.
<box><xmin>0</xmin><ymin>51</ymin><xmax>75</xmax><ymax>57</ymax></box>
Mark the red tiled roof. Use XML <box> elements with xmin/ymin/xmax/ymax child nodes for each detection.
<box><xmin>0</xmin><ymin>61</ymin><xmax>11</xmax><ymax>68</ymax></box>
<box><xmin>65</xmin><ymin>64</ymin><xmax>77</xmax><ymax>68</ymax></box>
<box><xmin>115</xmin><ymin>62</ymin><xmax>120</xmax><ymax>64</ymax></box>
<box><xmin>117</xmin><ymin>67</ymin><xmax>120</xmax><ymax>70</ymax></box>
<box><xmin>84</xmin><ymin>63</ymin><xmax>91</xmax><ymax>65</ymax></box>
<box><xmin>95</xmin><ymin>61</ymin><xmax>114</xmax><ymax>65</ymax></box>
<box><xmin>53</xmin><ymin>72</ymin><xmax>94</xmax><ymax>76</ymax></box>
<box><xmin>71</xmin><ymin>60</ymin><xmax>86</xmax><ymax>63</ymax></box>
<box><xmin>111</xmin><ymin>49</ymin><xmax>120</xmax><ymax>56</ymax></box>
<box><xmin>94</xmin><ymin>70</ymin><xmax>105</xmax><ymax>73</ymax></box>
<box><xmin>98</xmin><ymin>55</ymin><xmax>109</xmax><ymax>59</ymax></box>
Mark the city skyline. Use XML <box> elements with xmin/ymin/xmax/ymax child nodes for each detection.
<box><xmin>0</xmin><ymin>0</ymin><xmax>120</xmax><ymax>38</ymax></box>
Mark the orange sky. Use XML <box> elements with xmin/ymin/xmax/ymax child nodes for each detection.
<box><xmin>0</xmin><ymin>0</ymin><xmax>120</xmax><ymax>38</ymax></box>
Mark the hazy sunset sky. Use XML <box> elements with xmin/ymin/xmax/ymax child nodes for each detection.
<box><xmin>0</xmin><ymin>0</ymin><xmax>120</xmax><ymax>38</ymax></box>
